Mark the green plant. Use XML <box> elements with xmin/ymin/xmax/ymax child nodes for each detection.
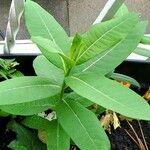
<box><xmin>0</xmin><ymin>58</ymin><xmax>23</xmax><ymax>79</ymax></box>
<box><xmin>0</xmin><ymin>58</ymin><xmax>23</xmax><ymax>117</ymax></box>
<box><xmin>115</xmin><ymin>3</ymin><xmax>150</xmax><ymax>58</ymax></box>
<box><xmin>0</xmin><ymin>0</ymin><xmax>150</xmax><ymax>149</ymax></box>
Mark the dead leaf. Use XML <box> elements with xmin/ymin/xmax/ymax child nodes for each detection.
<box><xmin>144</xmin><ymin>87</ymin><xmax>150</xmax><ymax>101</ymax></box>
<box><xmin>38</xmin><ymin>129</ymin><xmax>46</xmax><ymax>144</ymax></box>
<box><xmin>113</xmin><ymin>112</ymin><xmax>120</xmax><ymax>129</ymax></box>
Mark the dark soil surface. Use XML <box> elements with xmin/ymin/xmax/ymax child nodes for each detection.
<box><xmin>108</xmin><ymin>121</ymin><xmax>150</xmax><ymax>150</ymax></box>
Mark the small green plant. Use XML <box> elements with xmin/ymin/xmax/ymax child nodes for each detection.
<box><xmin>0</xmin><ymin>1</ymin><xmax>150</xmax><ymax>149</ymax></box>
<box><xmin>0</xmin><ymin>58</ymin><xmax>23</xmax><ymax>79</ymax></box>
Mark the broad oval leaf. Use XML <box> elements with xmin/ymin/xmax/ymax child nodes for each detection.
<box><xmin>56</xmin><ymin>99</ymin><xmax>110</xmax><ymax>150</ymax></box>
<box><xmin>32</xmin><ymin>36</ymin><xmax>73</xmax><ymax>71</ymax></box>
<box><xmin>25</xmin><ymin>0</ymin><xmax>70</xmax><ymax>54</ymax></box>
<box><xmin>0</xmin><ymin>77</ymin><xmax>61</xmax><ymax>106</ymax></box>
<box><xmin>0</xmin><ymin>95</ymin><xmax>59</xmax><ymax>116</ymax></box>
<box><xmin>32</xmin><ymin>36</ymin><xmax>64</xmax><ymax>69</ymax></box>
<box><xmin>72</xmin><ymin>21</ymin><xmax>147</xmax><ymax>75</ymax></box>
<box><xmin>65</xmin><ymin>73</ymin><xmax>150</xmax><ymax>121</ymax></box>
<box><xmin>33</xmin><ymin>55</ymin><xmax>64</xmax><ymax>85</ymax></box>
<box><xmin>75</xmin><ymin>13</ymin><xmax>139</xmax><ymax>65</ymax></box>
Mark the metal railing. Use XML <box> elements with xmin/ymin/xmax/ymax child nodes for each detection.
<box><xmin>4</xmin><ymin>0</ymin><xmax>25</xmax><ymax>54</ymax></box>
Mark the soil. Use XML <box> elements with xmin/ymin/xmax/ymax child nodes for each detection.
<box><xmin>108</xmin><ymin>121</ymin><xmax>150</xmax><ymax>150</ymax></box>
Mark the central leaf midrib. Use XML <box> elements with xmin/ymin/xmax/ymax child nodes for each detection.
<box><xmin>70</xmin><ymin>76</ymin><xmax>134</xmax><ymax>110</ymax></box>
<box><xmin>0</xmin><ymin>84</ymin><xmax>60</xmax><ymax>94</ymax></box>
<box><xmin>82</xmin><ymin>39</ymin><xmax>123</xmax><ymax>72</ymax></box>
<box><xmin>33</xmin><ymin>5</ymin><xmax>65</xmax><ymax>54</ymax></box>
<box><xmin>34</xmin><ymin>5</ymin><xmax>55</xmax><ymax>43</ymax></box>
<box><xmin>77</xmin><ymin>16</ymin><xmax>134</xmax><ymax>62</ymax></box>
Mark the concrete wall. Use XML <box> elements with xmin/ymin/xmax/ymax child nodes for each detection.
<box><xmin>68</xmin><ymin>0</ymin><xmax>150</xmax><ymax>35</ymax></box>
<box><xmin>68</xmin><ymin>0</ymin><xmax>107</xmax><ymax>35</ymax></box>
<box><xmin>0</xmin><ymin>0</ymin><xmax>150</xmax><ymax>40</ymax></box>
<box><xmin>0</xmin><ymin>0</ymin><xmax>69</xmax><ymax>39</ymax></box>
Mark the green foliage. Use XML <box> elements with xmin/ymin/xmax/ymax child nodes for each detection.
<box><xmin>0</xmin><ymin>0</ymin><xmax>149</xmax><ymax>149</ymax></box>
<box><xmin>25</xmin><ymin>0</ymin><xmax>70</xmax><ymax>54</ymax></box>
<box><xmin>65</xmin><ymin>92</ymin><xmax>93</xmax><ymax>107</ymax></box>
<box><xmin>46</xmin><ymin>120</ymin><xmax>70</xmax><ymax>150</ymax></box>
<box><xmin>115</xmin><ymin>3</ymin><xmax>129</xmax><ymax>17</ymax></box>
<box><xmin>22</xmin><ymin>115</ymin><xmax>51</xmax><ymax>129</ymax></box>
<box><xmin>65</xmin><ymin>73</ymin><xmax>150</xmax><ymax>120</ymax></box>
<box><xmin>7</xmin><ymin>121</ymin><xmax>46</xmax><ymax>150</ymax></box>
<box><xmin>56</xmin><ymin>99</ymin><xmax>110</xmax><ymax>150</ymax></box>
<box><xmin>0</xmin><ymin>58</ymin><xmax>23</xmax><ymax>79</ymax></box>
<box><xmin>22</xmin><ymin>116</ymin><xmax>70</xmax><ymax>150</ymax></box>
<box><xmin>0</xmin><ymin>77</ymin><xmax>60</xmax><ymax>106</ymax></box>
<box><xmin>72</xmin><ymin>21</ymin><xmax>147</xmax><ymax>75</ymax></box>
<box><xmin>134</xmin><ymin>47</ymin><xmax>150</xmax><ymax>58</ymax></box>
<box><xmin>0</xmin><ymin>95</ymin><xmax>59</xmax><ymax>116</ymax></box>
<box><xmin>74</xmin><ymin>13</ymin><xmax>139</xmax><ymax>65</ymax></box>
<box><xmin>107</xmin><ymin>72</ymin><xmax>140</xmax><ymax>88</ymax></box>
<box><xmin>33</xmin><ymin>55</ymin><xmax>64</xmax><ymax>85</ymax></box>
<box><xmin>141</xmin><ymin>35</ymin><xmax>150</xmax><ymax>45</ymax></box>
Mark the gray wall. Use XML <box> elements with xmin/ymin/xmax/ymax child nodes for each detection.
<box><xmin>68</xmin><ymin>0</ymin><xmax>150</xmax><ymax>35</ymax></box>
<box><xmin>0</xmin><ymin>0</ymin><xmax>150</xmax><ymax>40</ymax></box>
<box><xmin>0</xmin><ymin>0</ymin><xmax>69</xmax><ymax>39</ymax></box>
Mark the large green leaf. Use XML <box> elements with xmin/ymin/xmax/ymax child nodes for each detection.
<box><xmin>72</xmin><ymin>21</ymin><xmax>147</xmax><ymax>75</ymax></box>
<box><xmin>46</xmin><ymin>120</ymin><xmax>70</xmax><ymax>150</ymax></box>
<box><xmin>33</xmin><ymin>55</ymin><xmax>64</xmax><ymax>85</ymax></box>
<box><xmin>8</xmin><ymin>121</ymin><xmax>46</xmax><ymax>150</ymax></box>
<box><xmin>56</xmin><ymin>99</ymin><xmax>110</xmax><ymax>150</ymax></box>
<box><xmin>25</xmin><ymin>0</ymin><xmax>70</xmax><ymax>54</ymax></box>
<box><xmin>32</xmin><ymin>36</ymin><xmax>64</xmax><ymax>69</ymax></box>
<box><xmin>0</xmin><ymin>77</ymin><xmax>60</xmax><ymax>106</ymax></box>
<box><xmin>0</xmin><ymin>95</ymin><xmax>59</xmax><ymax>116</ymax></box>
<box><xmin>75</xmin><ymin>13</ymin><xmax>139</xmax><ymax>65</ymax></box>
<box><xmin>65</xmin><ymin>73</ymin><xmax>150</xmax><ymax>120</ymax></box>
<box><xmin>32</xmin><ymin>36</ymin><xmax>73</xmax><ymax>71</ymax></box>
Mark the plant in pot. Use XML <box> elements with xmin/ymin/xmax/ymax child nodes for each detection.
<box><xmin>0</xmin><ymin>0</ymin><xmax>150</xmax><ymax>149</ymax></box>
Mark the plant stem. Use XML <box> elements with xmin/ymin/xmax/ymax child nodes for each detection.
<box><xmin>60</xmin><ymin>68</ymin><xmax>71</xmax><ymax>100</ymax></box>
